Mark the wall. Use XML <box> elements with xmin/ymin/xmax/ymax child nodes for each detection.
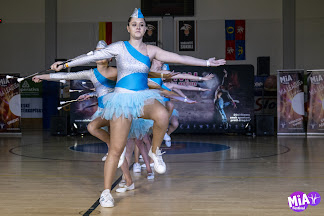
<box><xmin>0</xmin><ymin>0</ymin><xmax>45</xmax><ymax>76</ymax></box>
<box><xmin>0</xmin><ymin>0</ymin><xmax>324</xmax><ymax>77</ymax></box>
<box><xmin>296</xmin><ymin>0</ymin><xmax>324</xmax><ymax>70</ymax></box>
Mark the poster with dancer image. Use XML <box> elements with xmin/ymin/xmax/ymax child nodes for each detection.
<box><xmin>69</xmin><ymin>75</ymin><xmax>98</xmax><ymax>134</ymax></box>
<box><xmin>307</xmin><ymin>70</ymin><xmax>324</xmax><ymax>135</ymax></box>
<box><xmin>277</xmin><ymin>70</ymin><xmax>305</xmax><ymax>135</ymax></box>
<box><xmin>143</xmin><ymin>21</ymin><xmax>159</xmax><ymax>46</ymax></box>
<box><xmin>0</xmin><ymin>75</ymin><xmax>21</xmax><ymax>133</ymax></box>
<box><xmin>169</xmin><ymin>65</ymin><xmax>254</xmax><ymax>134</ymax></box>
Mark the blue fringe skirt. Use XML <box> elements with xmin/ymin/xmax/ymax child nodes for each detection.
<box><xmin>101</xmin><ymin>88</ymin><xmax>164</xmax><ymax>120</ymax></box>
<box><xmin>128</xmin><ymin>118</ymin><xmax>154</xmax><ymax>139</ymax></box>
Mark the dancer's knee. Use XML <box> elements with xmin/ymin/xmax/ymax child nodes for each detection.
<box><xmin>154</xmin><ymin>109</ymin><xmax>169</xmax><ymax>126</ymax></box>
<box><xmin>87</xmin><ymin>122</ymin><xmax>97</xmax><ymax>135</ymax></box>
<box><xmin>109</xmin><ymin>145</ymin><xmax>125</xmax><ymax>158</ymax></box>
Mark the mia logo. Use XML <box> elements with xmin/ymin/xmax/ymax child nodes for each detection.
<box><xmin>288</xmin><ymin>191</ymin><xmax>321</xmax><ymax>212</ymax></box>
<box><xmin>310</xmin><ymin>75</ymin><xmax>323</xmax><ymax>84</ymax></box>
<box><xmin>0</xmin><ymin>78</ymin><xmax>10</xmax><ymax>86</ymax></box>
<box><xmin>280</xmin><ymin>75</ymin><xmax>292</xmax><ymax>84</ymax></box>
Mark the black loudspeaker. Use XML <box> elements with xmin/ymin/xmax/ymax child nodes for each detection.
<box><xmin>255</xmin><ymin>114</ymin><xmax>274</xmax><ymax>136</ymax></box>
<box><xmin>257</xmin><ymin>56</ymin><xmax>270</xmax><ymax>76</ymax></box>
<box><xmin>50</xmin><ymin>116</ymin><xmax>67</xmax><ymax>135</ymax></box>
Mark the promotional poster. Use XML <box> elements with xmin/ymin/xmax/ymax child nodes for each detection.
<box><xmin>277</xmin><ymin>70</ymin><xmax>305</xmax><ymax>135</ymax></box>
<box><xmin>20</xmin><ymin>79</ymin><xmax>43</xmax><ymax>118</ymax></box>
<box><xmin>169</xmin><ymin>65</ymin><xmax>254</xmax><ymax>133</ymax></box>
<box><xmin>0</xmin><ymin>75</ymin><xmax>21</xmax><ymax>133</ymax></box>
<box><xmin>178</xmin><ymin>20</ymin><xmax>195</xmax><ymax>51</ymax></box>
<box><xmin>307</xmin><ymin>70</ymin><xmax>324</xmax><ymax>135</ymax></box>
<box><xmin>69</xmin><ymin>79</ymin><xmax>97</xmax><ymax>134</ymax></box>
<box><xmin>143</xmin><ymin>21</ymin><xmax>159</xmax><ymax>46</ymax></box>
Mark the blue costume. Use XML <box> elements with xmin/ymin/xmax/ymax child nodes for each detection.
<box><xmin>149</xmin><ymin>63</ymin><xmax>179</xmax><ymax>119</ymax></box>
<box><xmin>49</xmin><ymin>68</ymin><xmax>116</xmax><ymax>119</ymax></box>
<box><xmin>65</xmin><ymin>41</ymin><xmax>164</xmax><ymax>121</ymax></box>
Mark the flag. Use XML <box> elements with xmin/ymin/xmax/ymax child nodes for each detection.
<box><xmin>99</xmin><ymin>22</ymin><xmax>112</xmax><ymax>45</ymax></box>
<box><xmin>225</xmin><ymin>20</ymin><xmax>245</xmax><ymax>60</ymax></box>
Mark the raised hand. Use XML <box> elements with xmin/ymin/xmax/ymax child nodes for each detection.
<box><xmin>208</xmin><ymin>58</ymin><xmax>226</xmax><ymax>67</ymax></box>
<box><xmin>185</xmin><ymin>98</ymin><xmax>197</xmax><ymax>104</ymax></box>
<box><xmin>163</xmin><ymin>70</ymin><xmax>180</xmax><ymax>79</ymax></box>
<box><xmin>202</xmin><ymin>73</ymin><xmax>215</xmax><ymax>81</ymax></box>
<box><xmin>32</xmin><ymin>76</ymin><xmax>42</xmax><ymax>83</ymax></box>
<box><xmin>77</xmin><ymin>94</ymin><xmax>92</xmax><ymax>101</ymax></box>
<box><xmin>50</xmin><ymin>61</ymin><xmax>64</xmax><ymax>72</ymax></box>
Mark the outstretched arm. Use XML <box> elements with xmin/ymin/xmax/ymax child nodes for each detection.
<box><xmin>77</xmin><ymin>92</ymin><xmax>97</xmax><ymax>101</ymax></box>
<box><xmin>51</xmin><ymin>42</ymin><xmax>121</xmax><ymax>71</ymax></box>
<box><xmin>169</xmin><ymin>73</ymin><xmax>215</xmax><ymax>81</ymax></box>
<box><xmin>32</xmin><ymin>70</ymin><xmax>92</xmax><ymax>83</ymax></box>
<box><xmin>149</xmin><ymin>45</ymin><xmax>226</xmax><ymax>67</ymax></box>
<box><xmin>173</xmin><ymin>89</ymin><xmax>187</xmax><ymax>98</ymax></box>
<box><xmin>148</xmin><ymin>70</ymin><xmax>179</xmax><ymax>79</ymax></box>
<box><xmin>166</xmin><ymin>83</ymin><xmax>211</xmax><ymax>92</ymax></box>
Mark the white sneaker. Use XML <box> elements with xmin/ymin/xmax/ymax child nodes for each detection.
<box><xmin>119</xmin><ymin>179</ymin><xmax>126</xmax><ymax>187</ymax></box>
<box><xmin>139</xmin><ymin>155</ymin><xmax>144</xmax><ymax>162</ymax></box>
<box><xmin>165</xmin><ymin>140</ymin><xmax>172</xmax><ymax>147</ymax></box>
<box><xmin>141</xmin><ymin>162</ymin><xmax>154</xmax><ymax>169</ymax></box>
<box><xmin>102</xmin><ymin>153</ymin><xmax>108</xmax><ymax>161</ymax></box>
<box><xmin>133</xmin><ymin>162</ymin><xmax>141</xmax><ymax>173</ymax></box>
<box><xmin>99</xmin><ymin>189</ymin><xmax>114</xmax><ymax>208</ymax></box>
<box><xmin>147</xmin><ymin>172</ymin><xmax>154</xmax><ymax>180</ymax></box>
<box><xmin>148</xmin><ymin>147</ymin><xmax>166</xmax><ymax>174</ymax></box>
<box><xmin>117</xmin><ymin>147</ymin><xmax>126</xmax><ymax>168</ymax></box>
<box><xmin>116</xmin><ymin>183</ymin><xmax>135</xmax><ymax>193</ymax></box>
<box><xmin>163</xmin><ymin>133</ymin><xmax>171</xmax><ymax>141</ymax></box>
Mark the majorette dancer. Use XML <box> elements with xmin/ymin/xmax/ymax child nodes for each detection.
<box><xmin>50</xmin><ymin>8</ymin><xmax>226</xmax><ymax>207</ymax></box>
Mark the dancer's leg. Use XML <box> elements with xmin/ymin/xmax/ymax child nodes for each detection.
<box><xmin>87</xmin><ymin>117</ymin><xmax>110</xmax><ymax>145</ymax></box>
<box><xmin>167</xmin><ymin>116</ymin><xmax>179</xmax><ymax>135</ymax></box>
<box><xmin>142</xmin><ymin>100</ymin><xmax>169</xmax><ymax>154</ymax></box>
<box><xmin>134</xmin><ymin>145</ymin><xmax>140</xmax><ymax>164</ymax></box>
<box><xmin>143</xmin><ymin>134</ymin><xmax>154</xmax><ymax>164</ymax></box>
<box><xmin>135</xmin><ymin>139</ymin><xmax>153</xmax><ymax>174</ymax></box>
<box><xmin>165</xmin><ymin>101</ymin><xmax>174</xmax><ymax>118</ymax></box>
<box><xmin>119</xmin><ymin>156</ymin><xmax>133</xmax><ymax>186</ymax></box>
<box><xmin>104</xmin><ymin>117</ymin><xmax>132</xmax><ymax>190</ymax></box>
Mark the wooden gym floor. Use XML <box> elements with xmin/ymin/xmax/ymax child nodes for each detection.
<box><xmin>0</xmin><ymin>130</ymin><xmax>323</xmax><ymax>215</ymax></box>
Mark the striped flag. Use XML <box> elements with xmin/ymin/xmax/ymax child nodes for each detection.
<box><xmin>99</xmin><ymin>22</ymin><xmax>112</xmax><ymax>45</ymax></box>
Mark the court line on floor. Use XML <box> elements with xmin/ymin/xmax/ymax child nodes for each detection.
<box><xmin>82</xmin><ymin>163</ymin><xmax>134</xmax><ymax>216</ymax></box>
<box><xmin>8</xmin><ymin>143</ymin><xmax>291</xmax><ymax>162</ymax></box>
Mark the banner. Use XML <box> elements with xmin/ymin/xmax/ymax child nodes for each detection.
<box><xmin>225</xmin><ymin>20</ymin><xmax>245</xmax><ymax>60</ymax></box>
<box><xmin>99</xmin><ymin>22</ymin><xmax>112</xmax><ymax>45</ymax></box>
<box><xmin>0</xmin><ymin>75</ymin><xmax>21</xmax><ymax>133</ymax></box>
<box><xmin>254</xmin><ymin>75</ymin><xmax>277</xmax><ymax>116</ymax></box>
<box><xmin>307</xmin><ymin>70</ymin><xmax>324</xmax><ymax>135</ymax></box>
<box><xmin>277</xmin><ymin>70</ymin><xmax>305</xmax><ymax>135</ymax></box>
<box><xmin>178</xmin><ymin>20</ymin><xmax>195</xmax><ymax>51</ymax></box>
<box><xmin>169</xmin><ymin>65</ymin><xmax>254</xmax><ymax>134</ymax></box>
<box><xmin>20</xmin><ymin>79</ymin><xmax>42</xmax><ymax>118</ymax></box>
<box><xmin>69</xmin><ymin>78</ymin><xmax>97</xmax><ymax>134</ymax></box>
<box><xmin>143</xmin><ymin>21</ymin><xmax>159</xmax><ymax>46</ymax></box>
